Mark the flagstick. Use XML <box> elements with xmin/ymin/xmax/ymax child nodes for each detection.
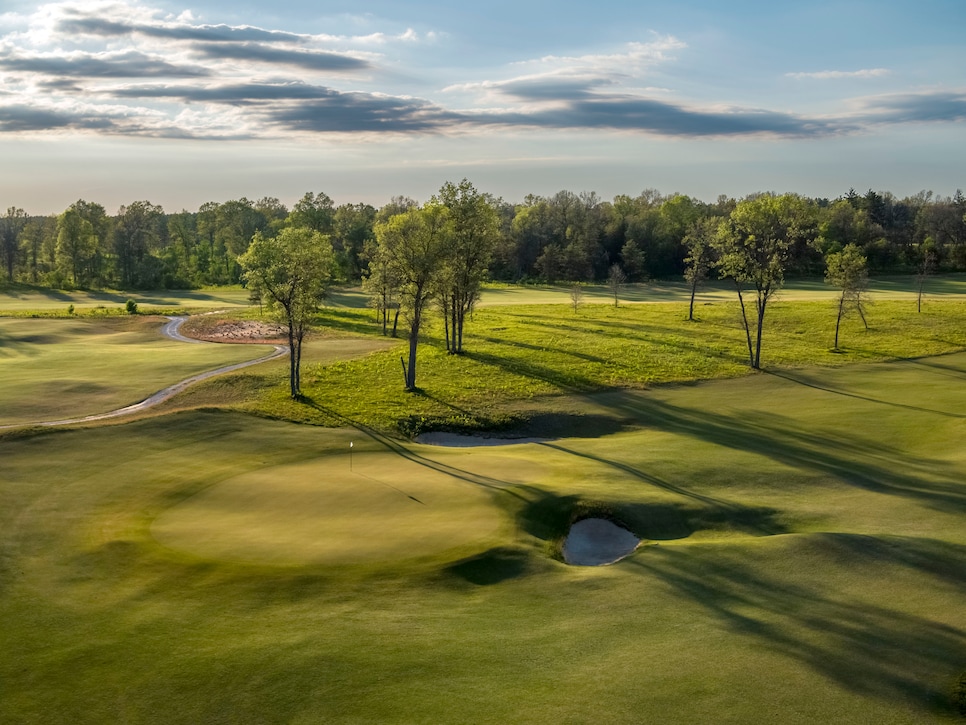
<box><xmin>349</xmin><ymin>441</ymin><xmax>353</xmax><ymax>471</ymax></box>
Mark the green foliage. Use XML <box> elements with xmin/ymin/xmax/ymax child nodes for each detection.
<box><xmin>125</xmin><ymin>298</ymin><xmax>139</xmax><ymax>314</ymax></box>
<box><xmin>239</xmin><ymin>227</ymin><xmax>335</xmax><ymax>397</ymax></box>
<box><xmin>715</xmin><ymin>194</ymin><xmax>816</xmax><ymax>368</ymax></box>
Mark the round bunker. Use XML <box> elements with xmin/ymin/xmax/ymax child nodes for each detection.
<box><xmin>563</xmin><ymin>518</ymin><xmax>639</xmax><ymax>566</ymax></box>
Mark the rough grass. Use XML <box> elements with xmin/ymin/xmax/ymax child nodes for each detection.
<box><xmin>228</xmin><ymin>298</ymin><xmax>966</xmax><ymax>436</ymax></box>
<box><xmin>2</xmin><ymin>351</ymin><xmax>966</xmax><ymax>722</ymax></box>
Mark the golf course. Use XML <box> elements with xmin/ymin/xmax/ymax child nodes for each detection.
<box><xmin>2</xmin><ymin>279</ymin><xmax>966</xmax><ymax>723</ymax></box>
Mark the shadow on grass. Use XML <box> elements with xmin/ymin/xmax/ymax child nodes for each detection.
<box><xmin>524</xmin><ymin>444</ymin><xmax>790</xmax><ymax>540</ymax></box>
<box><xmin>444</xmin><ymin>547</ymin><xmax>531</xmax><ymax>585</ymax></box>
<box><xmin>599</xmin><ymin>393</ymin><xmax>966</xmax><ymax>514</ymax></box>
<box><xmin>298</xmin><ymin>394</ymin><xmax>527</xmax><ymax>502</ymax></box>
<box><xmin>767</xmin><ymin>368</ymin><xmax>966</xmax><ymax>419</ymax></box>
<box><xmin>630</xmin><ymin>534</ymin><xmax>966</xmax><ymax>717</ymax></box>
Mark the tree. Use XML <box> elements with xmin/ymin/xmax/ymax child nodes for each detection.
<box><xmin>239</xmin><ymin>227</ymin><xmax>335</xmax><ymax>398</ymax></box>
<box><xmin>825</xmin><ymin>244</ymin><xmax>870</xmax><ymax>349</ymax></box>
<box><xmin>619</xmin><ymin>239</ymin><xmax>646</xmax><ymax>281</ymax></box>
<box><xmin>56</xmin><ymin>207</ymin><xmax>96</xmax><ymax>286</ymax></box>
<box><xmin>606</xmin><ymin>264</ymin><xmax>626</xmax><ymax>307</ymax></box>
<box><xmin>114</xmin><ymin>201</ymin><xmax>164</xmax><ymax>287</ymax></box>
<box><xmin>915</xmin><ymin>237</ymin><xmax>937</xmax><ymax>313</ymax></box>
<box><xmin>435</xmin><ymin>179</ymin><xmax>499</xmax><ymax>354</ymax></box>
<box><xmin>569</xmin><ymin>284</ymin><xmax>584</xmax><ymax>313</ymax></box>
<box><xmin>1</xmin><ymin>207</ymin><xmax>28</xmax><ymax>281</ymax></box>
<box><xmin>361</xmin><ymin>238</ymin><xmax>400</xmax><ymax>336</ymax></box>
<box><xmin>287</xmin><ymin>191</ymin><xmax>334</xmax><ymax>234</ymax></box>
<box><xmin>715</xmin><ymin>194</ymin><xmax>813</xmax><ymax>369</ymax></box>
<box><xmin>682</xmin><ymin>217</ymin><xmax>718</xmax><ymax>321</ymax></box>
<box><xmin>374</xmin><ymin>204</ymin><xmax>449</xmax><ymax>391</ymax></box>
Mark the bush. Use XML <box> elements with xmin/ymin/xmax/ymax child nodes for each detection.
<box><xmin>125</xmin><ymin>299</ymin><xmax>139</xmax><ymax>315</ymax></box>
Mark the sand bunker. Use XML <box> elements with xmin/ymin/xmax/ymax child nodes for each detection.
<box><xmin>562</xmin><ymin>518</ymin><xmax>639</xmax><ymax>566</ymax></box>
<box><xmin>416</xmin><ymin>432</ymin><xmax>549</xmax><ymax>447</ymax></box>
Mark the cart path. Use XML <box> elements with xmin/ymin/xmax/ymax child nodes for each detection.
<box><xmin>0</xmin><ymin>316</ymin><xmax>287</xmax><ymax>430</ymax></box>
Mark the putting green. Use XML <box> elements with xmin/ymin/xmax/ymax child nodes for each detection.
<box><xmin>151</xmin><ymin>451</ymin><xmax>507</xmax><ymax>566</ymax></box>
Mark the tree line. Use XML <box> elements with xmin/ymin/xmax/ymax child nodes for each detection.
<box><xmin>2</xmin><ymin>186</ymin><xmax>965</xmax><ymax>291</ymax></box>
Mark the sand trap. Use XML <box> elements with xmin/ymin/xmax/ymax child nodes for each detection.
<box><xmin>416</xmin><ymin>432</ymin><xmax>549</xmax><ymax>447</ymax></box>
<box><xmin>562</xmin><ymin>518</ymin><xmax>639</xmax><ymax>566</ymax></box>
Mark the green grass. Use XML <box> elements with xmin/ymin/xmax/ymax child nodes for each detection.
<box><xmin>222</xmin><ymin>298</ymin><xmax>966</xmax><ymax>436</ymax></box>
<box><xmin>0</xmin><ymin>283</ymin><xmax>254</xmax><ymax>314</ymax></box>
<box><xmin>0</xmin><ymin>316</ymin><xmax>273</xmax><ymax>425</ymax></box>
<box><xmin>5</xmin><ymin>274</ymin><xmax>966</xmax><ymax>315</ymax></box>
<box><xmin>2</xmin><ymin>351</ymin><xmax>966</xmax><ymax>722</ymax></box>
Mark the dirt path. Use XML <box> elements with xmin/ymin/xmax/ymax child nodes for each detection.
<box><xmin>0</xmin><ymin>316</ymin><xmax>287</xmax><ymax>430</ymax></box>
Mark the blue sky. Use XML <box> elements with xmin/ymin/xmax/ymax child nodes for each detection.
<box><xmin>1</xmin><ymin>0</ymin><xmax>964</xmax><ymax>213</ymax></box>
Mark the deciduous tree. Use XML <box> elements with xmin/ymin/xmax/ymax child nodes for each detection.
<box><xmin>715</xmin><ymin>194</ymin><xmax>813</xmax><ymax>369</ymax></box>
<box><xmin>435</xmin><ymin>180</ymin><xmax>499</xmax><ymax>354</ymax></box>
<box><xmin>607</xmin><ymin>264</ymin><xmax>626</xmax><ymax>307</ymax></box>
<box><xmin>825</xmin><ymin>244</ymin><xmax>870</xmax><ymax>349</ymax></box>
<box><xmin>682</xmin><ymin>217</ymin><xmax>718</xmax><ymax>321</ymax></box>
<box><xmin>239</xmin><ymin>227</ymin><xmax>335</xmax><ymax>397</ymax></box>
<box><xmin>374</xmin><ymin>204</ymin><xmax>450</xmax><ymax>390</ymax></box>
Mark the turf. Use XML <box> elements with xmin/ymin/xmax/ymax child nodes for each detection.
<box><xmin>226</xmin><ymin>298</ymin><xmax>966</xmax><ymax>435</ymax></box>
<box><xmin>2</xmin><ymin>351</ymin><xmax>966</xmax><ymax>722</ymax></box>
<box><xmin>5</xmin><ymin>274</ymin><xmax>966</xmax><ymax>315</ymax></box>
<box><xmin>0</xmin><ymin>316</ymin><xmax>272</xmax><ymax>425</ymax></box>
<box><xmin>0</xmin><ymin>283</ymin><xmax>254</xmax><ymax>314</ymax></box>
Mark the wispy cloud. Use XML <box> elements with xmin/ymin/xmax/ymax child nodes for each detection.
<box><xmin>0</xmin><ymin>50</ymin><xmax>210</xmax><ymax>78</ymax></box>
<box><xmin>0</xmin><ymin>2</ymin><xmax>961</xmax><ymax>142</ymax></box>
<box><xmin>856</xmin><ymin>91</ymin><xmax>966</xmax><ymax>124</ymax></box>
<box><xmin>191</xmin><ymin>43</ymin><xmax>369</xmax><ymax>72</ymax></box>
<box><xmin>787</xmin><ymin>69</ymin><xmax>891</xmax><ymax>80</ymax></box>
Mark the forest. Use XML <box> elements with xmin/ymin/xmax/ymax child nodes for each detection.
<box><xmin>1</xmin><ymin>184</ymin><xmax>964</xmax><ymax>291</ymax></box>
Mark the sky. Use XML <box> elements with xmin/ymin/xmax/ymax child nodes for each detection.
<box><xmin>1</xmin><ymin>0</ymin><xmax>964</xmax><ymax>214</ymax></box>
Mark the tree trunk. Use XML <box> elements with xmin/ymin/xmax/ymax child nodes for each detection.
<box><xmin>287</xmin><ymin>319</ymin><xmax>298</xmax><ymax>397</ymax></box>
<box><xmin>754</xmin><ymin>295</ymin><xmax>767</xmax><ymax>370</ymax></box>
<box><xmin>406</xmin><ymin>334</ymin><xmax>418</xmax><ymax>390</ymax></box>
<box><xmin>442</xmin><ymin>299</ymin><xmax>451</xmax><ymax>352</ymax></box>
<box><xmin>391</xmin><ymin>308</ymin><xmax>399</xmax><ymax>338</ymax></box>
<box><xmin>688</xmin><ymin>279</ymin><xmax>697</xmax><ymax>321</ymax></box>
<box><xmin>834</xmin><ymin>293</ymin><xmax>845</xmax><ymax>349</ymax></box>
<box><xmin>735</xmin><ymin>283</ymin><xmax>755</xmax><ymax>368</ymax></box>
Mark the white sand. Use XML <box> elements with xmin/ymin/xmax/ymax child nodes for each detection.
<box><xmin>562</xmin><ymin>518</ymin><xmax>639</xmax><ymax>566</ymax></box>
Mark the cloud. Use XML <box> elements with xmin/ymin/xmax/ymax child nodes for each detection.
<box><xmin>0</xmin><ymin>50</ymin><xmax>209</xmax><ymax>78</ymax></box>
<box><xmin>192</xmin><ymin>43</ymin><xmax>369</xmax><ymax>72</ymax></box>
<box><xmin>0</xmin><ymin>103</ymin><xmax>116</xmax><ymax>132</ymax></box>
<box><xmin>58</xmin><ymin>16</ymin><xmax>307</xmax><ymax>44</ymax></box>
<box><xmin>268</xmin><ymin>93</ymin><xmax>460</xmax><ymax>133</ymax></box>
<box><xmin>787</xmin><ymin>69</ymin><xmax>891</xmax><ymax>80</ymax></box>
<box><xmin>485</xmin><ymin>95</ymin><xmax>848</xmax><ymax>137</ymax></box>
<box><xmin>0</xmin><ymin>2</ymin><xmax>961</xmax><ymax>142</ymax></box>
<box><xmin>858</xmin><ymin>91</ymin><xmax>966</xmax><ymax>124</ymax></box>
<box><xmin>110</xmin><ymin>82</ymin><xmax>344</xmax><ymax>103</ymax></box>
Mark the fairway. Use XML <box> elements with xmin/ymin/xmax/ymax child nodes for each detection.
<box><xmin>0</xmin><ymin>284</ymin><xmax>254</xmax><ymax>313</ymax></box>
<box><xmin>3</xmin><ymin>349</ymin><xmax>966</xmax><ymax>722</ymax></box>
<box><xmin>0</xmin><ymin>316</ymin><xmax>274</xmax><ymax>425</ymax></box>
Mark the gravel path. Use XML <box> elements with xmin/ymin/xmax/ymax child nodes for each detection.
<box><xmin>0</xmin><ymin>316</ymin><xmax>287</xmax><ymax>430</ymax></box>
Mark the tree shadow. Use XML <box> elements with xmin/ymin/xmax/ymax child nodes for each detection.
<box><xmin>767</xmin><ymin>368</ymin><xmax>966</xmax><ymax>419</ymax></box>
<box><xmin>598</xmin><ymin>393</ymin><xmax>966</xmax><ymax>514</ymax></box>
<box><xmin>630</xmin><ymin>534</ymin><xmax>966</xmax><ymax>717</ymax></box>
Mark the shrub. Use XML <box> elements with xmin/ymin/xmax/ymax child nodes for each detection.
<box><xmin>125</xmin><ymin>299</ymin><xmax>139</xmax><ymax>315</ymax></box>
